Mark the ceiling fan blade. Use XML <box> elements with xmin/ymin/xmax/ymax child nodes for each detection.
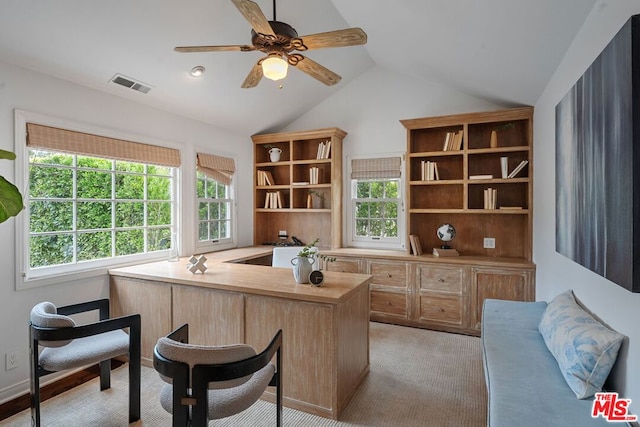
<box><xmin>293</xmin><ymin>55</ymin><xmax>341</xmax><ymax>86</ymax></box>
<box><xmin>297</xmin><ymin>28</ymin><xmax>367</xmax><ymax>50</ymax></box>
<box><xmin>230</xmin><ymin>0</ymin><xmax>276</xmax><ymax>37</ymax></box>
<box><xmin>241</xmin><ymin>61</ymin><xmax>263</xmax><ymax>88</ymax></box>
<box><xmin>174</xmin><ymin>45</ymin><xmax>255</xmax><ymax>53</ymax></box>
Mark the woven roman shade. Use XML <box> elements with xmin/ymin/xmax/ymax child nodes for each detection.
<box><xmin>26</xmin><ymin>123</ymin><xmax>180</xmax><ymax>167</ymax></box>
<box><xmin>351</xmin><ymin>157</ymin><xmax>402</xmax><ymax>179</ymax></box>
<box><xmin>196</xmin><ymin>153</ymin><xmax>236</xmax><ymax>186</ymax></box>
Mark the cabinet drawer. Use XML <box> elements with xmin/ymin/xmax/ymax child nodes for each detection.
<box><xmin>369</xmin><ymin>261</ymin><xmax>407</xmax><ymax>288</ymax></box>
<box><xmin>325</xmin><ymin>257</ymin><xmax>362</xmax><ymax>273</ymax></box>
<box><xmin>416</xmin><ymin>265</ymin><xmax>464</xmax><ymax>294</ymax></box>
<box><xmin>419</xmin><ymin>294</ymin><xmax>463</xmax><ymax>325</ymax></box>
<box><xmin>371</xmin><ymin>291</ymin><xmax>407</xmax><ymax>317</ymax></box>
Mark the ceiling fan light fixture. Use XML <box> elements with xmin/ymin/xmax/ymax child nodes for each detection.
<box><xmin>190</xmin><ymin>66</ymin><xmax>205</xmax><ymax>77</ymax></box>
<box><xmin>262</xmin><ymin>53</ymin><xmax>288</xmax><ymax>81</ymax></box>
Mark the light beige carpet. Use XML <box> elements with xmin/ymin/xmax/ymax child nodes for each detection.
<box><xmin>4</xmin><ymin>322</ymin><xmax>487</xmax><ymax>426</ymax></box>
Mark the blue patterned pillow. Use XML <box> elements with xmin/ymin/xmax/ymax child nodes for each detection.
<box><xmin>538</xmin><ymin>290</ymin><xmax>623</xmax><ymax>399</ymax></box>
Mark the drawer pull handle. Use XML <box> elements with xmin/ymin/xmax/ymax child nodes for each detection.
<box><xmin>386</xmin><ymin>301</ymin><xmax>392</xmax><ymax>305</ymax></box>
<box><xmin>438</xmin><ymin>278</ymin><xmax>445</xmax><ymax>283</ymax></box>
<box><xmin>438</xmin><ymin>307</ymin><xmax>444</xmax><ymax>312</ymax></box>
<box><xmin>387</xmin><ymin>273</ymin><xmax>392</xmax><ymax>278</ymax></box>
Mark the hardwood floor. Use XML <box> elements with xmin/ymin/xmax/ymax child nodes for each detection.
<box><xmin>0</xmin><ymin>360</ymin><xmax>124</xmax><ymax>421</ymax></box>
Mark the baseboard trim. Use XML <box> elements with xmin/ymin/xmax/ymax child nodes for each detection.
<box><xmin>0</xmin><ymin>360</ymin><xmax>124</xmax><ymax>421</ymax></box>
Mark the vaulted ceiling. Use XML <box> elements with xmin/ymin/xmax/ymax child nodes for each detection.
<box><xmin>0</xmin><ymin>0</ymin><xmax>596</xmax><ymax>135</ymax></box>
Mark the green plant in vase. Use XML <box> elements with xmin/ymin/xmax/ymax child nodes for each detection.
<box><xmin>292</xmin><ymin>238</ymin><xmax>335</xmax><ymax>284</ymax></box>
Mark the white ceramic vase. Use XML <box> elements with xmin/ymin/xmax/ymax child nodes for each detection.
<box><xmin>291</xmin><ymin>256</ymin><xmax>314</xmax><ymax>284</ymax></box>
<box><xmin>269</xmin><ymin>147</ymin><xmax>282</xmax><ymax>162</ymax></box>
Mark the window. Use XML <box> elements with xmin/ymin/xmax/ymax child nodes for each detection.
<box><xmin>18</xmin><ymin>118</ymin><xmax>180</xmax><ymax>287</ymax></box>
<box><xmin>195</xmin><ymin>153</ymin><xmax>236</xmax><ymax>252</ymax></box>
<box><xmin>28</xmin><ymin>151</ymin><xmax>175</xmax><ymax>268</ymax></box>
<box><xmin>196</xmin><ymin>172</ymin><xmax>232</xmax><ymax>246</ymax></box>
<box><xmin>349</xmin><ymin>156</ymin><xmax>405</xmax><ymax>249</ymax></box>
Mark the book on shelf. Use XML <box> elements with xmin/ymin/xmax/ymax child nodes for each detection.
<box><xmin>292</xmin><ymin>181</ymin><xmax>310</xmax><ymax>186</ymax></box>
<box><xmin>309</xmin><ymin>166</ymin><xmax>323</xmax><ymax>184</ymax></box>
<box><xmin>316</xmin><ymin>140</ymin><xmax>332</xmax><ymax>159</ymax></box>
<box><xmin>500</xmin><ymin>157</ymin><xmax>509</xmax><ymax>179</ymax></box>
<box><xmin>257</xmin><ymin>170</ymin><xmax>276</xmax><ymax>186</ymax></box>
<box><xmin>264</xmin><ymin>191</ymin><xmax>283</xmax><ymax>209</ymax></box>
<box><xmin>469</xmin><ymin>174</ymin><xmax>493</xmax><ymax>180</ymax></box>
<box><xmin>484</xmin><ymin>187</ymin><xmax>497</xmax><ymax>209</ymax></box>
<box><xmin>409</xmin><ymin>234</ymin><xmax>423</xmax><ymax>255</ymax></box>
<box><xmin>432</xmin><ymin>247</ymin><xmax>459</xmax><ymax>257</ymax></box>
<box><xmin>442</xmin><ymin>130</ymin><xmax>463</xmax><ymax>151</ymax></box>
<box><xmin>499</xmin><ymin>206</ymin><xmax>523</xmax><ymax>210</ymax></box>
<box><xmin>507</xmin><ymin>160</ymin><xmax>528</xmax><ymax>178</ymax></box>
<box><xmin>420</xmin><ymin>160</ymin><xmax>440</xmax><ymax>181</ymax></box>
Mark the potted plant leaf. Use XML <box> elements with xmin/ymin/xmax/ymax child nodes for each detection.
<box><xmin>0</xmin><ymin>149</ymin><xmax>24</xmax><ymax>223</ymax></box>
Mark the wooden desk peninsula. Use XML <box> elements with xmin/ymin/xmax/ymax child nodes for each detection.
<box><xmin>109</xmin><ymin>247</ymin><xmax>372</xmax><ymax>419</ymax></box>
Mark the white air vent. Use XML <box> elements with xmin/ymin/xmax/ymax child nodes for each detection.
<box><xmin>109</xmin><ymin>74</ymin><xmax>152</xmax><ymax>94</ymax></box>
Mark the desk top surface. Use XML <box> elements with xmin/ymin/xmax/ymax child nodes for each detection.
<box><xmin>109</xmin><ymin>247</ymin><xmax>372</xmax><ymax>304</ymax></box>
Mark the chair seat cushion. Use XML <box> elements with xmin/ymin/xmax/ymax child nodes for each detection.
<box><xmin>39</xmin><ymin>329</ymin><xmax>130</xmax><ymax>371</ymax></box>
<box><xmin>159</xmin><ymin>363</ymin><xmax>275</xmax><ymax>420</ymax></box>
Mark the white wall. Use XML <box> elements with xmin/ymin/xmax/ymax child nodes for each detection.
<box><xmin>0</xmin><ymin>61</ymin><xmax>253</xmax><ymax>403</ymax></box>
<box><xmin>285</xmin><ymin>65</ymin><xmax>503</xmax><ymax>246</ymax></box>
<box><xmin>285</xmin><ymin>65</ymin><xmax>502</xmax><ymax>159</ymax></box>
<box><xmin>534</xmin><ymin>0</ymin><xmax>640</xmax><ymax>413</ymax></box>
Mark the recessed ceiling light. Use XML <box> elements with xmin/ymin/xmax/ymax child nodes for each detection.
<box><xmin>190</xmin><ymin>66</ymin><xmax>205</xmax><ymax>77</ymax></box>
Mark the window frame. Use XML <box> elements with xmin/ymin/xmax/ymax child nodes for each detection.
<box><xmin>194</xmin><ymin>163</ymin><xmax>237</xmax><ymax>253</ymax></box>
<box><xmin>14</xmin><ymin>110</ymin><xmax>182</xmax><ymax>290</ymax></box>
<box><xmin>347</xmin><ymin>154</ymin><xmax>406</xmax><ymax>250</ymax></box>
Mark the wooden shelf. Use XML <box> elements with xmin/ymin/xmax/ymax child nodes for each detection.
<box><xmin>401</xmin><ymin>107</ymin><xmax>533</xmax><ymax>260</ymax></box>
<box><xmin>253</xmin><ymin>127</ymin><xmax>346</xmax><ymax>249</ymax></box>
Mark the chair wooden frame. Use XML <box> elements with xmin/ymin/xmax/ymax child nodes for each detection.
<box><xmin>29</xmin><ymin>298</ymin><xmax>141</xmax><ymax>427</ymax></box>
<box><xmin>153</xmin><ymin>324</ymin><xmax>282</xmax><ymax>427</ymax></box>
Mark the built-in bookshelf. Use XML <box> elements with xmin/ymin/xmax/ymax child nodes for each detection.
<box><xmin>252</xmin><ymin>127</ymin><xmax>346</xmax><ymax>249</ymax></box>
<box><xmin>401</xmin><ymin>107</ymin><xmax>533</xmax><ymax>260</ymax></box>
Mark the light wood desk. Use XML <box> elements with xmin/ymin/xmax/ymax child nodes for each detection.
<box><xmin>109</xmin><ymin>247</ymin><xmax>372</xmax><ymax>419</ymax></box>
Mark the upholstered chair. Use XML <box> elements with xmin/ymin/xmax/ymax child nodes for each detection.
<box><xmin>29</xmin><ymin>299</ymin><xmax>141</xmax><ymax>427</ymax></box>
<box><xmin>153</xmin><ymin>324</ymin><xmax>282</xmax><ymax>427</ymax></box>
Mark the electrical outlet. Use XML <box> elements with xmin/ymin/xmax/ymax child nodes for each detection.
<box><xmin>278</xmin><ymin>230</ymin><xmax>287</xmax><ymax>239</ymax></box>
<box><xmin>483</xmin><ymin>237</ymin><xmax>496</xmax><ymax>249</ymax></box>
<box><xmin>5</xmin><ymin>350</ymin><xmax>18</xmax><ymax>370</ymax></box>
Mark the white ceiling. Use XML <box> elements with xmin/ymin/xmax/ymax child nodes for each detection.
<box><xmin>0</xmin><ymin>0</ymin><xmax>596</xmax><ymax>136</ymax></box>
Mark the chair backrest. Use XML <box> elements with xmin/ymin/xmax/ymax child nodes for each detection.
<box><xmin>272</xmin><ymin>246</ymin><xmax>319</xmax><ymax>269</ymax></box>
<box><xmin>30</xmin><ymin>302</ymin><xmax>76</xmax><ymax>347</ymax></box>
<box><xmin>155</xmin><ymin>337</ymin><xmax>257</xmax><ymax>390</ymax></box>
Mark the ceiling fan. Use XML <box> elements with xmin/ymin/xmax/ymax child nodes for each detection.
<box><xmin>174</xmin><ymin>0</ymin><xmax>367</xmax><ymax>88</ymax></box>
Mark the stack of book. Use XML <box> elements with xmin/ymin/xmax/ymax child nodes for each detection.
<box><xmin>264</xmin><ymin>191</ymin><xmax>283</xmax><ymax>209</ymax></box>
<box><xmin>484</xmin><ymin>188</ymin><xmax>497</xmax><ymax>209</ymax></box>
<box><xmin>443</xmin><ymin>130</ymin><xmax>463</xmax><ymax>151</ymax></box>
<box><xmin>316</xmin><ymin>140</ymin><xmax>332</xmax><ymax>159</ymax></box>
<box><xmin>420</xmin><ymin>160</ymin><xmax>440</xmax><ymax>181</ymax></box>
<box><xmin>257</xmin><ymin>170</ymin><xmax>275</xmax><ymax>186</ymax></box>
<box><xmin>309</xmin><ymin>167</ymin><xmax>322</xmax><ymax>184</ymax></box>
<box><xmin>432</xmin><ymin>247</ymin><xmax>459</xmax><ymax>257</ymax></box>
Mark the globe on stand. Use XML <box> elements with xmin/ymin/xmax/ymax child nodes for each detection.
<box><xmin>436</xmin><ymin>223</ymin><xmax>456</xmax><ymax>249</ymax></box>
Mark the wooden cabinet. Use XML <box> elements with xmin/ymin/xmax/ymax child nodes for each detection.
<box><xmin>414</xmin><ymin>263</ymin><xmax>468</xmax><ymax>329</ymax></box>
<box><xmin>471</xmin><ymin>266</ymin><xmax>535</xmax><ymax>329</ymax></box>
<box><xmin>401</xmin><ymin>107</ymin><xmax>533</xmax><ymax>260</ymax></box>
<box><xmin>321</xmin><ymin>249</ymin><xmax>536</xmax><ymax>335</ymax></box>
<box><xmin>252</xmin><ymin>128</ymin><xmax>346</xmax><ymax>249</ymax></box>
<box><xmin>324</xmin><ymin>256</ymin><xmax>364</xmax><ymax>273</ymax></box>
<box><xmin>368</xmin><ymin>260</ymin><xmax>410</xmax><ymax>321</ymax></box>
